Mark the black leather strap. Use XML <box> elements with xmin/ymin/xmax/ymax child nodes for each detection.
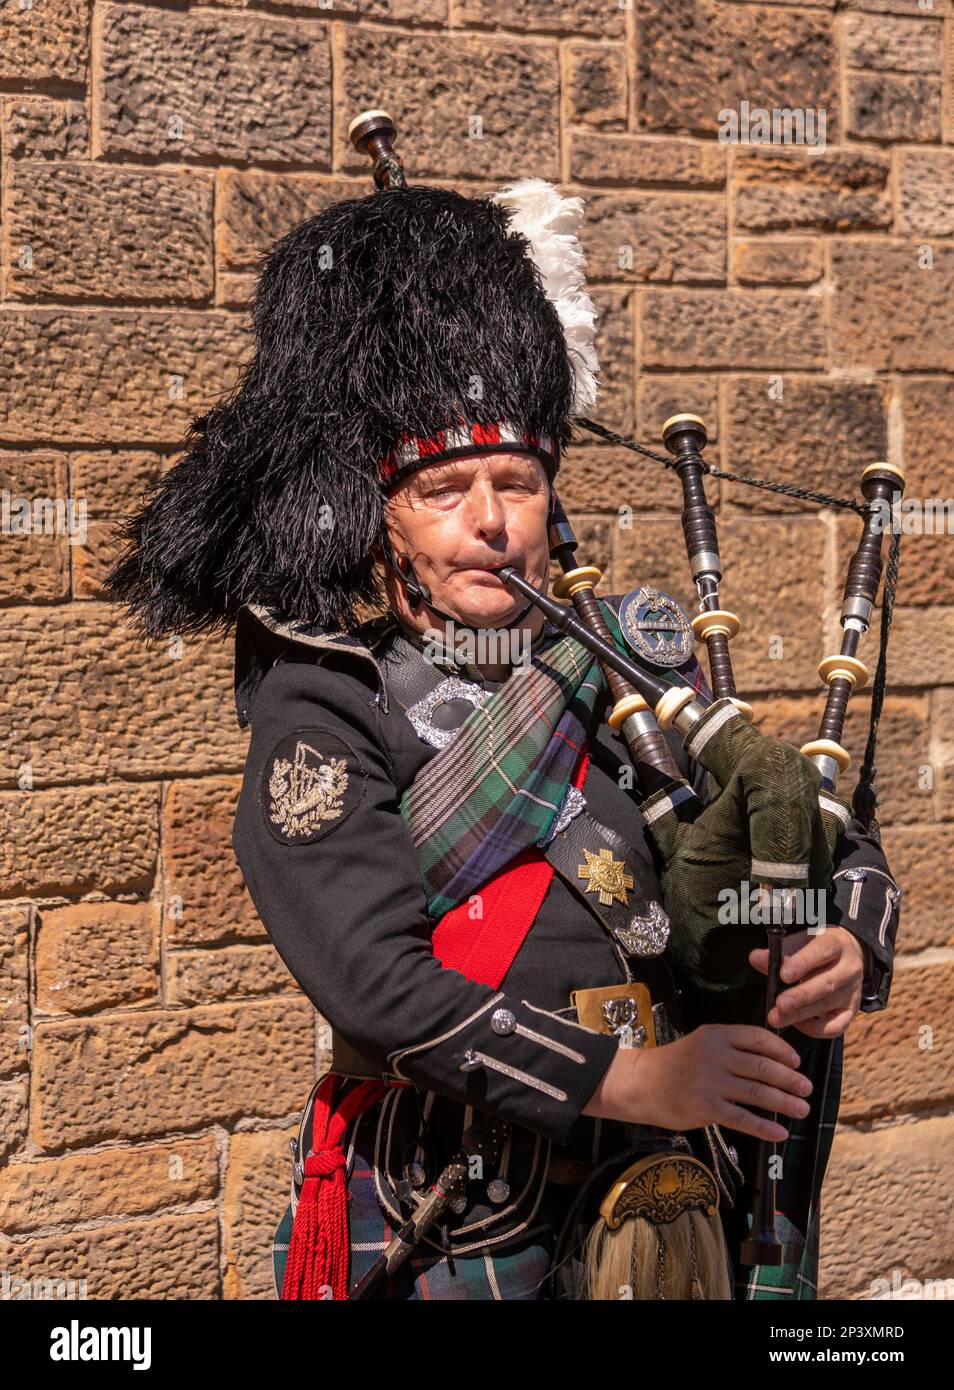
<box><xmin>542</xmin><ymin>808</ymin><xmax>675</xmax><ymax>996</ymax></box>
<box><xmin>375</xmin><ymin>629</ymin><xmax>471</xmax><ymax>713</ymax></box>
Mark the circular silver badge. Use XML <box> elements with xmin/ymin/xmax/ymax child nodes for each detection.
<box><xmin>487</xmin><ymin>1178</ymin><xmax>511</xmax><ymax>1205</ymax></box>
<box><xmin>618</xmin><ymin>586</ymin><xmax>693</xmax><ymax>668</ymax></box>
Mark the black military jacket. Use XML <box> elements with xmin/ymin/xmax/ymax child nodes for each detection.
<box><xmin>231</xmin><ymin>600</ymin><xmax>902</xmax><ymax>1156</ymax></box>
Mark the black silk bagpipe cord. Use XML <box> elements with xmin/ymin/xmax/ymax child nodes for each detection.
<box><xmin>577</xmin><ymin>417</ymin><xmax>903</xmax><ymax>838</ymax></box>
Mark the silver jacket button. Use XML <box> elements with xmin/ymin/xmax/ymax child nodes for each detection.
<box><xmin>490</xmin><ymin>1007</ymin><xmax>517</xmax><ymax>1036</ymax></box>
<box><xmin>487</xmin><ymin>1177</ymin><xmax>511</xmax><ymax>1205</ymax></box>
<box><xmin>459</xmin><ymin>1049</ymin><xmax>483</xmax><ymax>1072</ymax></box>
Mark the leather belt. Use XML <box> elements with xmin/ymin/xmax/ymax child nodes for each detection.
<box><xmin>547</xmin><ymin>1155</ymin><xmax>597</xmax><ymax>1187</ymax></box>
<box><xmin>375</xmin><ymin>627</ymin><xmax>473</xmax><ymax>717</ymax></box>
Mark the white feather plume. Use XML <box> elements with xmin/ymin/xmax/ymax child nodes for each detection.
<box><xmin>490</xmin><ymin>177</ymin><xmax>599</xmax><ymax>417</ymax></box>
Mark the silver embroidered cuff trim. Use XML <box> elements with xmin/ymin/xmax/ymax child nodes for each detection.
<box><xmin>468</xmin><ymin>1053</ymin><xmax>568</xmax><ymax>1103</ymax></box>
<box><xmin>512</xmin><ymin>1022</ymin><xmax>586</xmax><ymax>1063</ymax></box>
<box><xmin>388</xmin><ymin>993</ymin><xmax>505</xmax><ymax>1075</ymax></box>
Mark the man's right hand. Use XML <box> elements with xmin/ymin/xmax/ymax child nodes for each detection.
<box><xmin>581</xmin><ymin>1024</ymin><xmax>813</xmax><ymax>1143</ymax></box>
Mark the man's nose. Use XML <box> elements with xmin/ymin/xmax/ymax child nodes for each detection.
<box><xmin>467</xmin><ymin>480</ymin><xmax>506</xmax><ymax>539</ymax></box>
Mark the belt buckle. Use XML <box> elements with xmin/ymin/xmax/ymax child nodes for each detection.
<box><xmin>570</xmin><ymin>983</ymin><xmax>657</xmax><ymax>1048</ymax></box>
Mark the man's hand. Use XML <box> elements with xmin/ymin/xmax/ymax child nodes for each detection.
<box><xmin>748</xmin><ymin>927</ymin><xmax>869</xmax><ymax>1039</ymax></box>
<box><xmin>582</xmin><ymin>1024</ymin><xmax>811</xmax><ymax>1142</ymax></box>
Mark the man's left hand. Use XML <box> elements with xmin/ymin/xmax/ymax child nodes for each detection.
<box><xmin>748</xmin><ymin>928</ymin><xmax>869</xmax><ymax>1039</ymax></box>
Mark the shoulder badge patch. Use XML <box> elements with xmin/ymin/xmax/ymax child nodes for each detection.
<box><xmin>261</xmin><ymin>729</ymin><xmax>366</xmax><ymax>845</ymax></box>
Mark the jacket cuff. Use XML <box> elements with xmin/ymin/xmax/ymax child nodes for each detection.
<box><xmin>387</xmin><ymin>995</ymin><xmax>621</xmax><ymax>1146</ymax></box>
<box><xmin>829</xmin><ymin>864</ymin><xmax>902</xmax><ymax>1013</ymax></box>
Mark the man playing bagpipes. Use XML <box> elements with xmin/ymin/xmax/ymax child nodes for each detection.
<box><xmin>104</xmin><ymin>115</ymin><xmax>901</xmax><ymax>1301</ymax></box>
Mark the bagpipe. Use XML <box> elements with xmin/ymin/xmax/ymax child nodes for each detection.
<box><xmin>505</xmin><ymin>416</ymin><xmax>904</xmax><ymax>1272</ymax></box>
<box><xmin>349</xmin><ymin>109</ymin><xmax>905</xmax><ymax>1292</ymax></box>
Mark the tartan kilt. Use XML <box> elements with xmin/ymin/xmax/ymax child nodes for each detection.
<box><xmin>272</xmin><ymin>1186</ymin><xmax>574</xmax><ymax>1301</ymax></box>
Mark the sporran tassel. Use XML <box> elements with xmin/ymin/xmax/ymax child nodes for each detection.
<box><xmin>583</xmin><ymin>1207</ymin><xmax>731</xmax><ymax>1301</ymax></box>
<box><xmin>581</xmin><ymin>1151</ymin><xmax>732</xmax><ymax>1301</ymax></box>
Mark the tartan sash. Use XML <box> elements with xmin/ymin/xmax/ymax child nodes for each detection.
<box><xmin>400</xmin><ymin>629</ymin><xmax>606</xmax><ymax>920</ymax></box>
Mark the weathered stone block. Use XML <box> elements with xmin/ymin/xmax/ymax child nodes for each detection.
<box><xmin>635</xmin><ymin>1</ymin><xmax>837</xmax><ymax>140</ymax></box>
<box><xmin>569</xmin><ymin>133</ymin><xmax>725</xmax><ymax>187</ymax></box>
<box><xmin>831</xmin><ymin>244</ymin><xmax>954</xmax><ymax>372</ymax></box>
<box><xmin>0</xmin><ymin>1135</ymin><xmax>219</xmax><ymax>1233</ymax></box>
<box><xmin>732</xmin><ymin>149</ymin><xmax>891</xmax><ymax>232</ymax></box>
<box><xmin>733</xmin><ymin>237</ymin><xmax>823</xmax><ymax>285</ymax></box>
<box><xmin>565</xmin><ymin>42</ymin><xmax>627</xmax><ymax>127</ymax></box>
<box><xmin>0</xmin><ymin>310</ymin><xmax>249</xmax><ymax>445</ymax></box>
<box><xmin>4</xmin><ymin>1211</ymin><xmax>220</xmax><ymax>1300</ymax></box>
<box><xmin>7</xmin><ymin>163</ymin><xmax>214</xmax><ymax>302</ymax></box>
<box><xmin>0</xmin><ymin>784</ymin><xmax>158</xmax><ymax>898</ymax></box>
<box><xmin>337</xmin><ymin>28</ymin><xmax>560</xmax><ymax>181</ymax></box>
<box><xmin>98</xmin><ymin>5</ymin><xmax>332</xmax><ymax>165</ymax></box>
<box><xmin>582</xmin><ymin>192</ymin><xmax>725</xmax><ymax>283</ymax></box>
<box><xmin>163</xmin><ymin>777</ymin><xmax>264</xmax><ymax>948</ymax></box>
<box><xmin>35</xmin><ymin>902</ymin><xmax>160</xmax><ymax>1015</ymax></box>
<box><xmin>724</xmin><ymin>378</ymin><xmax>888</xmax><ymax>512</ymax></box>
<box><xmin>840</xmin><ymin>961</ymin><xmax>954</xmax><ymax>1120</ymax></box>
<box><xmin>2</xmin><ymin>97</ymin><xmax>88</xmax><ymax>159</ymax></box>
<box><xmin>167</xmin><ymin>945</ymin><xmax>297</xmax><ymax>1006</ymax></box>
<box><xmin>0</xmin><ymin>452</ymin><xmax>71</xmax><ymax>602</ymax></box>
<box><xmin>821</xmin><ymin>1116</ymin><xmax>954</xmax><ymax>1299</ymax></box>
<box><xmin>32</xmin><ymin>998</ymin><xmax>315</xmax><ymax>1147</ymax></box>
<box><xmin>640</xmin><ymin>289</ymin><xmax>825</xmax><ymax>369</ymax></box>
<box><xmin>223</xmin><ymin>1127</ymin><xmax>297</xmax><ymax>1299</ymax></box>
<box><xmin>0</xmin><ymin>605</ymin><xmax>246</xmax><ymax>787</ymax></box>
<box><xmin>847</xmin><ymin>71</ymin><xmax>942</xmax><ymax>141</ymax></box>
<box><xmin>0</xmin><ymin>0</ymin><xmax>87</xmax><ymax>83</ymax></box>
<box><xmin>0</xmin><ymin>905</ymin><xmax>30</xmax><ymax>1079</ymax></box>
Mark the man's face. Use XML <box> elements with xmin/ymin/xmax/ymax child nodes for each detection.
<box><xmin>383</xmin><ymin>451</ymin><xmax>551</xmax><ymax>629</ymax></box>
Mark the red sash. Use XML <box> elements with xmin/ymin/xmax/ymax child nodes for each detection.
<box><xmin>280</xmin><ymin>748</ymin><xmax>589</xmax><ymax>1300</ymax></box>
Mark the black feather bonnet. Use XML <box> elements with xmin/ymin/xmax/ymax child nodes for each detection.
<box><xmin>104</xmin><ymin>180</ymin><xmax>599</xmax><ymax>637</ymax></box>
